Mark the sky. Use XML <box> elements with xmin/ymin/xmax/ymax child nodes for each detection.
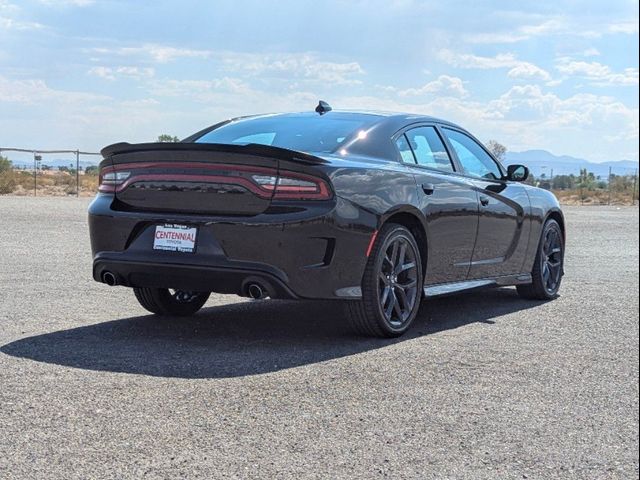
<box><xmin>0</xmin><ymin>0</ymin><xmax>638</xmax><ymax>162</ymax></box>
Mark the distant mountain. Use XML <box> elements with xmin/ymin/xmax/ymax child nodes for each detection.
<box><xmin>505</xmin><ymin>150</ymin><xmax>638</xmax><ymax>178</ymax></box>
<box><xmin>9</xmin><ymin>157</ymin><xmax>99</xmax><ymax>169</ymax></box>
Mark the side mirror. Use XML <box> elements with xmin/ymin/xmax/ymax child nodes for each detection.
<box><xmin>507</xmin><ymin>164</ymin><xmax>529</xmax><ymax>182</ymax></box>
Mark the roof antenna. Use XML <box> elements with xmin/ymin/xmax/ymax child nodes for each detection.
<box><xmin>315</xmin><ymin>100</ymin><xmax>332</xmax><ymax>115</ymax></box>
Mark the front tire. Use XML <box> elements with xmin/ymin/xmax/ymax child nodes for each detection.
<box><xmin>517</xmin><ymin>219</ymin><xmax>564</xmax><ymax>300</ymax></box>
<box><xmin>348</xmin><ymin>223</ymin><xmax>423</xmax><ymax>338</ymax></box>
<box><xmin>133</xmin><ymin>288</ymin><xmax>210</xmax><ymax>316</ymax></box>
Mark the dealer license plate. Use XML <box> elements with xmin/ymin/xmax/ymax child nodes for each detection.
<box><xmin>153</xmin><ymin>224</ymin><xmax>197</xmax><ymax>253</ymax></box>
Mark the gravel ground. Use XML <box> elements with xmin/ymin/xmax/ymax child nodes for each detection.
<box><xmin>0</xmin><ymin>196</ymin><xmax>638</xmax><ymax>479</ymax></box>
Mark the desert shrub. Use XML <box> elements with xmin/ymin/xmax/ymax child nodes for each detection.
<box><xmin>38</xmin><ymin>176</ymin><xmax>55</xmax><ymax>187</ymax></box>
<box><xmin>0</xmin><ymin>171</ymin><xmax>17</xmax><ymax>194</ymax></box>
<box><xmin>16</xmin><ymin>171</ymin><xmax>34</xmax><ymax>189</ymax></box>
<box><xmin>81</xmin><ymin>175</ymin><xmax>99</xmax><ymax>192</ymax></box>
<box><xmin>0</xmin><ymin>156</ymin><xmax>12</xmax><ymax>173</ymax></box>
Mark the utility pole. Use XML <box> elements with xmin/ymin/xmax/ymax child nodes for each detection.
<box><xmin>608</xmin><ymin>166</ymin><xmax>612</xmax><ymax>206</ymax></box>
<box><xmin>76</xmin><ymin>150</ymin><xmax>80</xmax><ymax>197</ymax></box>
<box><xmin>33</xmin><ymin>152</ymin><xmax>41</xmax><ymax>197</ymax></box>
<box><xmin>633</xmin><ymin>169</ymin><xmax>638</xmax><ymax>206</ymax></box>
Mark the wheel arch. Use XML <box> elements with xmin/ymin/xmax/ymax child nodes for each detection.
<box><xmin>545</xmin><ymin>208</ymin><xmax>566</xmax><ymax>243</ymax></box>
<box><xmin>380</xmin><ymin>208</ymin><xmax>428</xmax><ymax>277</ymax></box>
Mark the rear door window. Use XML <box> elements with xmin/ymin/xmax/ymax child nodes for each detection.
<box><xmin>402</xmin><ymin>127</ymin><xmax>454</xmax><ymax>173</ymax></box>
<box><xmin>395</xmin><ymin>134</ymin><xmax>416</xmax><ymax>163</ymax></box>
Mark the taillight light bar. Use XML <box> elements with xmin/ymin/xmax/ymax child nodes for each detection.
<box><xmin>98</xmin><ymin>171</ymin><xmax>131</xmax><ymax>192</ymax></box>
<box><xmin>251</xmin><ymin>173</ymin><xmax>331</xmax><ymax>200</ymax></box>
<box><xmin>98</xmin><ymin>163</ymin><xmax>332</xmax><ymax>200</ymax></box>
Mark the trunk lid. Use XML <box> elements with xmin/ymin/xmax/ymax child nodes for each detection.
<box><xmin>101</xmin><ymin>142</ymin><xmax>327</xmax><ymax>216</ymax></box>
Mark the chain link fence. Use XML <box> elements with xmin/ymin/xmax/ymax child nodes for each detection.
<box><xmin>0</xmin><ymin>147</ymin><xmax>101</xmax><ymax>197</ymax></box>
<box><xmin>531</xmin><ymin>166</ymin><xmax>639</xmax><ymax>206</ymax></box>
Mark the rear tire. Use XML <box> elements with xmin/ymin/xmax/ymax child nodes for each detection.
<box><xmin>133</xmin><ymin>287</ymin><xmax>210</xmax><ymax>316</ymax></box>
<box><xmin>517</xmin><ymin>219</ymin><xmax>564</xmax><ymax>300</ymax></box>
<box><xmin>348</xmin><ymin>223</ymin><xmax>423</xmax><ymax>338</ymax></box>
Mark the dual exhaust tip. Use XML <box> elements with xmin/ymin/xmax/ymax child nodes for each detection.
<box><xmin>246</xmin><ymin>282</ymin><xmax>268</xmax><ymax>299</ymax></box>
<box><xmin>101</xmin><ymin>270</ymin><xmax>270</xmax><ymax>299</ymax></box>
<box><xmin>102</xmin><ymin>271</ymin><xmax>118</xmax><ymax>286</ymax></box>
<box><xmin>242</xmin><ymin>276</ymin><xmax>271</xmax><ymax>299</ymax></box>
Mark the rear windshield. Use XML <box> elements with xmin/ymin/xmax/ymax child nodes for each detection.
<box><xmin>194</xmin><ymin>113</ymin><xmax>377</xmax><ymax>153</ymax></box>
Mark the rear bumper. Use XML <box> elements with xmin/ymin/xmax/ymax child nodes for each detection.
<box><xmin>88</xmin><ymin>193</ymin><xmax>376</xmax><ymax>299</ymax></box>
<box><xmin>93</xmin><ymin>256</ymin><xmax>298</xmax><ymax>299</ymax></box>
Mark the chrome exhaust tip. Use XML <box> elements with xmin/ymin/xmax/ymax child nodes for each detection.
<box><xmin>102</xmin><ymin>271</ymin><xmax>117</xmax><ymax>286</ymax></box>
<box><xmin>247</xmin><ymin>283</ymin><xmax>265</xmax><ymax>299</ymax></box>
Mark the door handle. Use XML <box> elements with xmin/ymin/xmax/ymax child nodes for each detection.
<box><xmin>421</xmin><ymin>183</ymin><xmax>435</xmax><ymax>195</ymax></box>
<box><xmin>480</xmin><ymin>196</ymin><xmax>490</xmax><ymax>207</ymax></box>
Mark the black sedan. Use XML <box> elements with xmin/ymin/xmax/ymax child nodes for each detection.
<box><xmin>89</xmin><ymin>102</ymin><xmax>565</xmax><ymax>337</ymax></box>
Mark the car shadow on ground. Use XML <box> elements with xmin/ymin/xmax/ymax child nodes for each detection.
<box><xmin>1</xmin><ymin>288</ymin><xmax>545</xmax><ymax>379</ymax></box>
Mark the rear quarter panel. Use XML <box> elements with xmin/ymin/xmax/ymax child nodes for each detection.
<box><xmin>321</xmin><ymin>155</ymin><xmax>421</xmax><ymax>222</ymax></box>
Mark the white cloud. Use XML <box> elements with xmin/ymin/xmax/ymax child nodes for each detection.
<box><xmin>149</xmin><ymin>77</ymin><xmax>254</xmax><ymax>99</ymax></box>
<box><xmin>440</xmin><ymin>50</ymin><xmax>553</xmax><ymax>83</ymax></box>
<box><xmin>463</xmin><ymin>15</ymin><xmax>637</xmax><ymax>45</ymax></box>
<box><xmin>399</xmin><ymin>75</ymin><xmax>468</xmax><ymax>98</ymax></box>
<box><xmin>463</xmin><ymin>17</ymin><xmax>567</xmax><ymax>44</ymax></box>
<box><xmin>0</xmin><ymin>0</ymin><xmax>16</xmax><ymax>11</ymax></box>
<box><xmin>219</xmin><ymin>52</ymin><xmax>365</xmax><ymax>86</ymax></box>
<box><xmin>608</xmin><ymin>20</ymin><xmax>639</xmax><ymax>34</ymax></box>
<box><xmin>115</xmin><ymin>66</ymin><xmax>154</xmax><ymax>79</ymax></box>
<box><xmin>556</xmin><ymin>59</ymin><xmax>639</xmax><ymax>86</ymax></box>
<box><xmin>507</xmin><ymin>63</ymin><xmax>552</xmax><ymax>81</ymax></box>
<box><xmin>87</xmin><ymin>66</ymin><xmax>155</xmax><ymax>81</ymax></box>
<box><xmin>300</xmin><ymin>59</ymin><xmax>365</xmax><ymax>85</ymax></box>
<box><xmin>38</xmin><ymin>0</ymin><xmax>94</xmax><ymax>6</ymax></box>
<box><xmin>0</xmin><ymin>1</ymin><xmax>43</xmax><ymax>30</ymax></box>
<box><xmin>0</xmin><ymin>16</ymin><xmax>43</xmax><ymax>29</ymax></box>
<box><xmin>518</xmin><ymin>18</ymin><xmax>567</xmax><ymax>36</ymax></box>
<box><xmin>582</xmin><ymin>48</ymin><xmax>601</xmax><ymax>57</ymax></box>
<box><xmin>439</xmin><ymin>50</ymin><xmax>520</xmax><ymax>69</ymax></box>
<box><xmin>485</xmin><ymin>85</ymin><xmax>639</xmax><ymax>149</ymax></box>
<box><xmin>93</xmin><ymin>44</ymin><xmax>212</xmax><ymax>63</ymax></box>
<box><xmin>557</xmin><ymin>60</ymin><xmax>610</xmax><ymax>77</ymax></box>
<box><xmin>488</xmin><ymin>85</ymin><xmax>558</xmax><ymax>120</ymax></box>
<box><xmin>463</xmin><ymin>32</ymin><xmax>529</xmax><ymax>44</ymax></box>
<box><xmin>87</xmin><ymin>66</ymin><xmax>115</xmax><ymax>80</ymax></box>
<box><xmin>0</xmin><ymin>75</ymin><xmax>107</xmax><ymax>104</ymax></box>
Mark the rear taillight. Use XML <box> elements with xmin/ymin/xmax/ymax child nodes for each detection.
<box><xmin>251</xmin><ymin>172</ymin><xmax>331</xmax><ymax>200</ymax></box>
<box><xmin>99</xmin><ymin>170</ymin><xmax>130</xmax><ymax>192</ymax></box>
<box><xmin>98</xmin><ymin>163</ymin><xmax>331</xmax><ymax>200</ymax></box>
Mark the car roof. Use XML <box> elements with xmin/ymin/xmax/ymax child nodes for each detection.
<box><xmin>183</xmin><ymin>109</ymin><xmax>471</xmax><ymax>159</ymax></box>
<box><xmin>222</xmin><ymin>110</ymin><xmax>466</xmax><ymax>138</ymax></box>
<box><xmin>230</xmin><ymin>110</ymin><xmax>462</xmax><ymax>130</ymax></box>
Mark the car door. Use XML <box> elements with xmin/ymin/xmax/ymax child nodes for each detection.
<box><xmin>395</xmin><ymin>125</ymin><xmax>479</xmax><ymax>284</ymax></box>
<box><xmin>440</xmin><ymin>127</ymin><xmax>530</xmax><ymax>279</ymax></box>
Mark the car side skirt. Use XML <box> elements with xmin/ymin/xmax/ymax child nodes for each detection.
<box><xmin>423</xmin><ymin>273</ymin><xmax>532</xmax><ymax>297</ymax></box>
<box><xmin>335</xmin><ymin>273</ymin><xmax>532</xmax><ymax>299</ymax></box>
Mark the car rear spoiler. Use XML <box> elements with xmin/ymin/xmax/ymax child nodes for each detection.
<box><xmin>100</xmin><ymin>142</ymin><xmax>328</xmax><ymax>165</ymax></box>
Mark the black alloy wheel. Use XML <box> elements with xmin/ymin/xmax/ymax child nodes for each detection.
<box><xmin>378</xmin><ymin>234</ymin><xmax>420</xmax><ymax>327</ymax></box>
<box><xmin>348</xmin><ymin>223</ymin><xmax>423</xmax><ymax>337</ymax></box>
<box><xmin>517</xmin><ymin>219</ymin><xmax>564</xmax><ymax>300</ymax></box>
